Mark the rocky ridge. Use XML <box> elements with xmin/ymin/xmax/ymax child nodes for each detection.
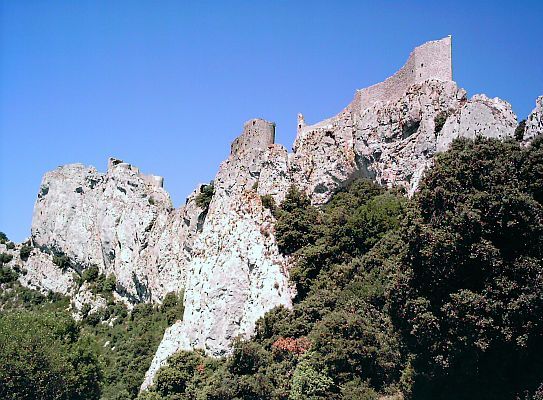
<box><xmin>5</xmin><ymin>37</ymin><xmax>542</xmax><ymax>390</ymax></box>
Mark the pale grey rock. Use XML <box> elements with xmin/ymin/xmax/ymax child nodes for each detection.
<box><xmin>523</xmin><ymin>96</ymin><xmax>543</xmax><ymax>144</ymax></box>
<box><xmin>291</xmin><ymin>80</ymin><xmax>517</xmax><ymax>203</ymax></box>
<box><xmin>141</xmin><ymin>120</ymin><xmax>294</xmax><ymax>390</ymax></box>
<box><xmin>143</xmin><ymin>38</ymin><xmax>522</xmax><ymax>390</ymax></box>
<box><xmin>438</xmin><ymin>94</ymin><xmax>517</xmax><ymax>152</ymax></box>
<box><xmin>71</xmin><ymin>282</ymin><xmax>108</xmax><ymax>321</ymax></box>
<box><xmin>0</xmin><ymin>242</ymin><xmax>106</xmax><ymax>316</ymax></box>
<box><xmin>30</xmin><ymin>158</ymin><xmax>202</xmax><ymax>303</ymax></box>
<box><xmin>16</xmin><ymin>36</ymin><xmax>528</xmax><ymax>392</ymax></box>
<box><xmin>13</xmin><ymin>245</ymin><xmax>76</xmax><ymax>295</ymax></box>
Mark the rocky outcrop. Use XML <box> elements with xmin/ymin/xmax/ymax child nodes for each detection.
<box><xmin>524</xmin><ymin>96</ymin><xmax>543</xmax><ymax>144</ymax></box>
<box><xmin>142</xmin><ymin>120</ymin><xmax>295</xmax><ymax>389</ymax></box>
<box><xmin>0</xmin><ymin>241</ymin><xmax>106</xmax><ymax>316</ymax></box>
<box><xmin>31</xmin><ymin>158</ymin><xmax>204</xmax><ymax>303</ymax></box>
<box><xmin>290</xmin><ymin>80</ymin><xmax>517</xmax><ymax>203</ymax></box>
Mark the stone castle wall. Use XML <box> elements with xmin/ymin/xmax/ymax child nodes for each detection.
<box><xmin>351</xmin><ymin>36</ymin><xmax>452</xmax><ymax>112</ymax></box>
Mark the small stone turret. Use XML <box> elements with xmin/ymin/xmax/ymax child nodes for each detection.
<box><xmin>297</xmin><ymin>113</ymin><xmax>306</xmax><ymax>133</ymax></box>
<box><xmin>230</xmin><ymin>118</ymin><xmax>275</xmax><ymax>155</ymax></box>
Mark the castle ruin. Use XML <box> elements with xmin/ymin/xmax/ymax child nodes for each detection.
<box><xmin>350</xmin><ymin>36</ymin><xmax>453</xmax><ymax>112</ymax></box>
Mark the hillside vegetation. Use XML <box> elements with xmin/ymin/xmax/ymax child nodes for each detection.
<box><xmin>140</xmin><ymin>137</ymin><xmax>543</xmax><ymax>400</ymax></box>
<box><xmin>1</xmin><ymin>136</ymin><xmax>542</xmax><ymax>400</ymax></box>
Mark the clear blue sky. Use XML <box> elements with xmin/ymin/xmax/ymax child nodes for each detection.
<box><xmin>1</xmin><ymin>1</ymin><xmax>542</xmax><ymax>242</ymax></box>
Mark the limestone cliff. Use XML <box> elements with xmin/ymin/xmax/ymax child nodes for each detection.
<box><xmin>30</xmin><ymin>158</ymin><xmax>204</xmax><ymax>304</ymax></box>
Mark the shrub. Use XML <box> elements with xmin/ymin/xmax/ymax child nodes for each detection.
<box><xmin>0</xmin><ymin>266</ymin><xmax>18</xmax><ymax>284</ymax></box>
<box><xmin>260</xmin><ymin>194</ymin><xmax>277</xmax><ymax>215</ymax></box>
<box><xmin>53</xmin><ymin>254</ymin><xmax>71</xmax><ymax>270</ymax></box>
<box><xmin>387</xmin><ymin>137</ymin><xmax>543</xmax><ymax>399</ymax></box>
<box><xmin>515</xmin><ymin>119</ymin><xmax>527</xmax><ymax>141</ymax></box>
<box><xmin>102</xmin><ymin>274</ymin><xmax>116</xmax><ymax>293</ymax></box>
<box><xmin>161</xmin><ymin>291</ymin><xmax>184</xmax><ymax>325</ymax></box>
<box><xmin>195</xmin><ymin>182</ymin><xmax>215</xmax><ymax>210</ymax></box>
<box><xmin>0</xmin><ymin>252</ymin><xmax>13</xmax><ymax>265</ymax></box>
<box><xmin>81</xmin><ymin>265</ymin><xmax>100</xmax><ymax>283</ymax></box>
<box><xmin>289</xmin><ymin>356</ymin><xmax>335</xmax><ymax>399</ymax></box>
<box><xmin>227</xmin><ymin>339</ymin><xmax>269</xmax><ymax>376</ymax></box>
<box><xmin>19</xmin><ymin>245</ymin><xmax>32</xmax><ymax>261</ymax></box>
<box><xmin>0</xmin><ymin>232</ymin><xmax>8</xmax><ymax>244</ymax></box>
<box><xmin>275</xmin><ymin>186</ymin><xmax>320</xmax><ymax>255</ymax></box>
<box><xmin>434</xmin><ymin>110</ymin><xmax>448</xmax><ymax>134</ymax></box>
<box><xmin>0</xmin><ymin>310</ymin><xmax>102</xmax><ymax>400</ymax></box>
<box><xmin>6</xmin><ymin>242</ymin><xmax>15</xmax><ymax>250</ymax></box>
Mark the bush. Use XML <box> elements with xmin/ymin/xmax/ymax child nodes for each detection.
<box><xmin>275</xmin><ymin>186</ymin><xmax>320</xmax><ymax>255</ymax></box>
<box><xmin>161</xmin><ymin>291</ymin><xmax>184</xmax><ymax>325</ymax></box>
<box><xmin>0</xmin><ymin>232</ymin><xmax>8</xmax><ymax>244</ymax></box>
<box><xmin>289</xmin><ymin>356</ymin><xmax>335</xmax><ymax>399</ymax></box>
<box><xmin>19</xmin><ymin>245</ymin><xmax>32</xmax><ymax>261</ymax></box>
<box><xmin>6</xmin><ymin>242</ymin><xmax>15</xmax><ymax>250</ymax></box>
<box><xmin>0</xmin><ymin>266</ymin><xmax>18</xmax><ymax>284</ymax></box>
<box><xmin>81</xmin><ymin>265</ymin><xmax>100</xmax><ymax>283</ymax></box>
<box><xmin>53</xmin><ymin>254</ymin><xmax>71</xmax><ymax>270</ymax></box>
<box><xmin>515</xmin><ymin>119</ymin><xmax>527</xmax><ymax>141</ymax></box>
<box><xmin>434</xmin><ymin>110</ymin><xmax>448</xmax><ymax>134</ymax></box>
<box><xmin>102</xmin><ymin>274</ymin><xmax>117</xmax><ymax>293</ymax></box>
<box><xmin>261</xmin><ymin>194</ymin><xmax>277</xmax><ymax>215</ymax></box>
<box><xmin>195</xmin><ymin>182</ymin><xmax>215</xmax><ymax>210</ymax></box>
<box><xmin>0</xmin><ymin>252</ymin><xmax>13</xmax><ymax>265</ymax></box>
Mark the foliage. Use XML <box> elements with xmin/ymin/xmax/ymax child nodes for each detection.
<box><xmin>0</xmin><ymin>276</ymin><xmax>180</xmax><ymax>400</ymax></box>
<box><xmin>386</xmin><ymin>137</ymin><xmax>543</xmax><ymax>399</ymax></box>
<box><xmin>3</xmin><ymin>135</ymin><xmax>543</xmax><ymax>400</ymax></box>
<box><xmin>261</xmin><ymin>194</ymin><xmax>277</xmax><ymax>215</ymax></box>
<box><xmin>0</xmin><ymin>310</ymin><xmax>102</xmax><ymax>400</ymax></box>
<box><xmin>277</xmin><ymin>180</ymin><xmax>404</xmax><ymax>297</ymax></box>
<box><xmin>53</xmin><ymin>253</ymin><xmax>71</xmax><ymax>270</ymax></box>
<box><xmin>515</xmin><ymin>119</ymin><xmax>527</xmax><ymax>141</ymax></box>
<box><xmin>196</xmin><ymin>181</ymin><xmax>215</xmax><ymax>210</ymax></box>
<box><xmin>434</xmin><ymin>110</ymin><xmax>449</xmax><ymax>134</ymax></box>
<box><xmin>0</xmin><ymin>252</ymin><xmax>13</xmax><ymax>265</ymax></box>
<box><xmin>0</xmin><ymin>231</ymin><xmax>8</xmax><ymax>244</ymax></box>
<box><xmin>0</xmin><ymin>265</ymin><xmax>19</xmax><ymax>284</ymax></box>
<box><xmin>81</xmin><ymin>264</ymin><xmax>100</xmax><ymax>283</ymax></box>
<box><xmin>289</xmin><ymin>356</ymin><xmax>335</xmax><ymax>400</ymax></box>
<box><xmin>274</xmin><ymin>186</ymin><xmax>321</xmax><ymax>255</ymax></box>
<box><xmin>19</xmin><ymin>244</ymin><xmax>32</xmax><ymax>261</ymax></box>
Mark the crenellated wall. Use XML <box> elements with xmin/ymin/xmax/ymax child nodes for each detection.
<box><xmin>350</xmin><ymin>36</ymin><xmax>452</xmax><ymax>112</ymax></box>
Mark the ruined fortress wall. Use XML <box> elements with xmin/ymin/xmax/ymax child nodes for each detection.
<box><xmin>352</xmin><ymin>36</ymin><xmax>452</xmax><ymax>112</ymax></box>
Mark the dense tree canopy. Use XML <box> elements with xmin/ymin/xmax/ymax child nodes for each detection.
<box><xmin>0</xmin><ymin>310</ymin><xmax>102</xmax><ymax>400</ymax></box>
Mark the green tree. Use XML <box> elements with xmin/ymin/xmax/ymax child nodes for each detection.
<box><xmin>0</xmin><ymin>310</ymin><xmax>102</xmax><ymax>400</ymax></box>
<box><xmin>195</xmin><ymin>182</ymin><xmax>215</xmax><ymax>210</ymax></box>
<box><xmin>19</xmin><ymin>244</ymin><xmax>32</xmax><ymax>261</ymax></box>
<box><xmin>387</xmin><ymin>137</ymin><xmax>543</xmax><ymax>399</ymax></box>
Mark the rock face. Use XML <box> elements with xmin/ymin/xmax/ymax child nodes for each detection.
<box><xmin>142</xmin><ymin>120</ymin><xmax>295</xmax><ymax>388</ymax></box>
<box><xmin>31</xmin><ymin>159</ymin><xmax>204</xmax><ymax>303</ymax></box>
<box><xmin>524</xmin><ymin>96</ymin><xmax>543</xmax><ymax>144</ymax></box>
<box><xmin>16</xmin><ymin>36</ymin><xmax>540</xmax><ymax>391</ymax></box>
